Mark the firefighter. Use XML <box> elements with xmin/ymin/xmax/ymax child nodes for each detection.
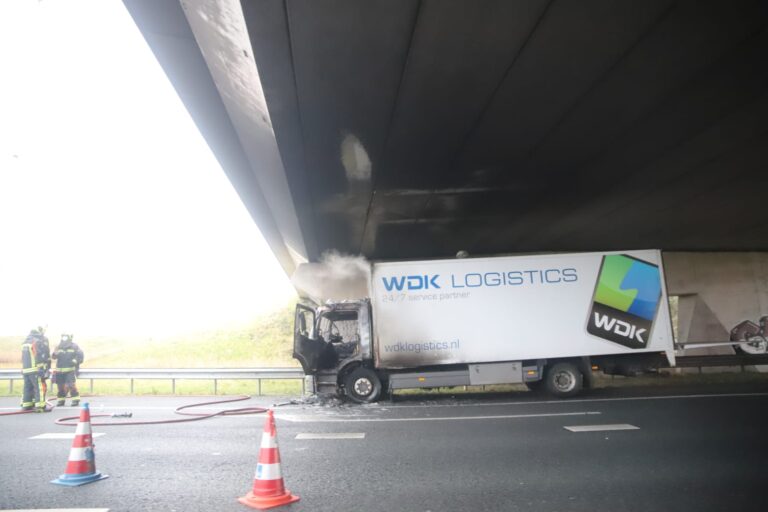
<box><xmin>52</xmin><ymin>333</ymin><xmax>84</xmax><ymax>407</ymax></box>
<box><xmin>20</xmin><ymin>330</ymin><xmax>46</xmax><ymax>411</ymax></box>
<box><xmin>35</xmin><ymin>326</ymin><xmax>52</xmax><ymax>402</ymax></box>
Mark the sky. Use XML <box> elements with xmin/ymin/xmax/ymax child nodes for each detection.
<box><xmin>0</xmin><ymin>0</ymin><xmax>296</xmax><ymax>337</ymax></box>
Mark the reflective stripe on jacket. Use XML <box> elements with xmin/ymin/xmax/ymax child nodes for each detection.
<box><xmin>34</xmin><ymin>338</ymin><xmax>50</xmax><ymax>370</ymax></box>
<box><xmin>53</xmin><ymin>344</ymin><xmax>83</xmax><ymax>372</ymax></box>
<box><xmin>21</xmin><ymin>342</ymin><xmax>37</xmax><ymax>374</ymax></box>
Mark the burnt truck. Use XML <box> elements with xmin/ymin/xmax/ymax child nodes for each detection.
<box><xmin>293</xmin><ymin>250</ymin><xmax>677</xmax><ymax>402</ymax></box>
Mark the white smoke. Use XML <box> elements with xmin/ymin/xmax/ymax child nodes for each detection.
<box><xmin>291</xmin><ymin>251</ymin><xmax>371</xmax><ymax>302</ymax></box>
<box><xmin>340</xmin><ymin>132</ymin><xmax>372</xmax><ymax>181</ymax></box>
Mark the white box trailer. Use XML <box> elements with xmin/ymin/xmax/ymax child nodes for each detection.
<box><xmin>293</xmin><ymin>250</ymin><xmax>676</xmax><ymax>402</ymax></box>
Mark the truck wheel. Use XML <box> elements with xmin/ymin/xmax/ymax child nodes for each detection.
<box><xmin>734</xmin><ymin>335</ymin><xmax>768</xmax><ymax>355</ymax></box>
<box><xmin>344</xmin><ymin>367</ymin><xmax>382</xmax><ymax>403</ymax></box>
<box><xmin>545</xmin><ymin>362</ymin><xmax>583</xmax><ymax>398</ymax></box>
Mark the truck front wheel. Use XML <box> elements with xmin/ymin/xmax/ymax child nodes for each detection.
<box><xmin>343</xmin><ymin>367</ymin><xmax>382</xmax><ymax>403</ymax></box>
<box><xmin>545</xmin><ymin>362</ymin><xmax>583</xmax><ymax>398</ymax></box>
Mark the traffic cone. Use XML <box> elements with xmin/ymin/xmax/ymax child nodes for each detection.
<box><xmin>51</xmin><ymin>403</ymin><xmax>109</xmax><ymax>486</ymax></box>
<box><xmin>238</xmin><ymin>410</ymin><xmax>299</xmax><ymax>510</ymax></box>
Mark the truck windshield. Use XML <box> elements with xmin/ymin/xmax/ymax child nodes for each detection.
<box><xmin>318</xmin><ymin>312</ymin><xmax>358</xmax><ymax>342</ymax></box>
<box><xmin>318</xmin><ymin>311</ymin><xmax>360</xmax><ymax>359</ymax></box>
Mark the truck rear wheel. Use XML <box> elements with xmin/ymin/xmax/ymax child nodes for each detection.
<box><xmin>545</xmin><ymin>362</ymin><xmax>583</xmax><ymax>398</ymax></box>
<box><xmin>344</xmin><ymin>367</ymin><xmax>382</xmax><ymax>403</ymax></box>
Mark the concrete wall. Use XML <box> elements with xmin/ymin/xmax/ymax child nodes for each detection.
<box><xmin>664</xmin><ymin>252</ymin><xmax>768</xmax><ymax>344</ymax></box>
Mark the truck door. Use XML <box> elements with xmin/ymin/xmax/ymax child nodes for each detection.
<box><xmin>293</xmin><ymin>304</ymin><xmax>335</xmax><ymax>374</ymax></box>
<box><xmin>294</xmin><ymin>304</ymin><xmax>317</xmax><ymax>374</ymax></box>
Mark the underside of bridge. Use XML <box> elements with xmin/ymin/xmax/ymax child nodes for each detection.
<box><xmin>125</xmin><ymin>0</ymin><xmax>768</xmax><ymax>274</ymax></box>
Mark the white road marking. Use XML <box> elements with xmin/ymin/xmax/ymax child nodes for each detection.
<box><xmin>295</xmin><ymin>433</ymin><xmax>366</xmax><ymax>439</ymax></box>
<box><xmin>29</xmin><ymin>433</ymin><xmax>106</xmax><ymax>440</ymax></box>
<box><xmin>279</xmin><ymin>411</ymin><xmax>600</xmax><ymax>423</ymax></box>
<box><xmin>564</xmin><ymin>424</ymin><xmax>639</xmax><ymax>432</ymax></box>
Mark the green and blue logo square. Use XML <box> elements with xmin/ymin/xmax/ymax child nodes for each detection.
<box><xmin>587</xmin><ymin>254</ymin><xmax>662</xmax><ymax>349</ymax></box>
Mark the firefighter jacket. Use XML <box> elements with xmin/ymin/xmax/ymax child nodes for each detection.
<box><xmin>52</xmin><ymin>341</ymin><xmax>84</xmax><ymax>373</ymax></box>
<box><xmin>21</xmin><ymin>336</ymin><xmax>39</xmax><ymax>375</ymax></box>
<box><xmin>35</xmin><ymin>336</ymin><xmax>51</xmax><ymax>372</ymax></box>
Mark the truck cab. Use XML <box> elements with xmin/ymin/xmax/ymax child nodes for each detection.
<box><xmin>294</xmin><ymin>300</ymin><xmax>381</xmax><ymax>402</ymax></box>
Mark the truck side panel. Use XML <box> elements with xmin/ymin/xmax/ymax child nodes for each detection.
<box><xmin>371</xmin><ymin>250</ymin><xmax>675</xmax><ymax>369</ymax></box>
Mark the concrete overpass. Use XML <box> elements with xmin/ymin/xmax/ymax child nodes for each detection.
<box><xmin>125</xmin><ymin>0</ymin><xmax>768</xmax><ymax>276</ymax></box>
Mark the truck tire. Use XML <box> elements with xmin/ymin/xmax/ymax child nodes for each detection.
<box><xmin>344</xmin><ymin>367</ymin><xmax>382</xmax><ymax>403</ymax></box>
<box><xmin>544</xmin><ymin>362</ymin><xmax>583</xmax><ymax>398</ymax></box>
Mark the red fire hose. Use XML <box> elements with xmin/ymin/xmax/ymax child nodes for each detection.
<box><xmin>54</xmin><ymin>395</ymin><xmax>269</xmax><ymax>426</ymax></box>
<box><xmin>0</xmin><ymin>397</ymin><xmax>59</xmax><ymax>416</ymax></box>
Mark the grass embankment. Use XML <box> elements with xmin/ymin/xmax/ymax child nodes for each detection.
<box><xmin>0</xmin><ymin>305</ymin><xmax>300</xmax><ymax>396</ymax></box>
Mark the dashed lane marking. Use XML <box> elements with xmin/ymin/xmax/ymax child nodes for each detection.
<box><xmin>29</xmin><ymin>433</ymin><xmax>106</xmax><ymax>440</ymax></box>
<box><xmin>295</xmin><ymin>433</ymin><xmax>366</xmax><ymax>439</ymax></box>
<box><xmin>564</xmin><ymin>424</ymin><xmax>639</xmax><ymax>432</ymax></box>
<box><xmin>279</xmin><ymin>411</ymin><xmax>600</xmax><ymax>423</ymax></box>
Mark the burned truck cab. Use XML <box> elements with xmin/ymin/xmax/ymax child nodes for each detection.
<box><xmin>294</xmin><ymin>300</ymin><xmax>380</xmax><ymax>401</ymax></box>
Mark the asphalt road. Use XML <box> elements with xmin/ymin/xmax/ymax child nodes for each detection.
<box><xmin>1</xmin><ymin>382</ymin><xmax>767</xmax><ymax>512</ymax></box>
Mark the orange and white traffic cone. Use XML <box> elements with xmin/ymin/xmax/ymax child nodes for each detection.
<box><xmin>238</xmin><ymin>410</ymin><xmax>299</xmax><ymax>510</ymax></box>
<box><xmin>51</xmin><ymin>403</ymin><xmax>109</xmax><ymax>486</ymax></box>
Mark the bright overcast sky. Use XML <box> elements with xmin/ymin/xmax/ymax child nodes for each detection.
<box><xmin>0</xmin><ymin>0</ymin><xmax>296</xmax><ymax>337</ymax></box>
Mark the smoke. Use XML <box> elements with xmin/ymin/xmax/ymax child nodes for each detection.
<box><xmin>340</xmin><ymin>132</ymin><xmax>372</xmax><ymax>182</ymax></box>
<box><xmin>291</xmin><ymin>251</ymin><xmax>371</xmax><ymax>302</ymax></box>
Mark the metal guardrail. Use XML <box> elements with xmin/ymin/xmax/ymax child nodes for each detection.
<box><xmin>0</xmin><ymin>368</ymin><xmax>306</xmax><ymax>395</ymax></box>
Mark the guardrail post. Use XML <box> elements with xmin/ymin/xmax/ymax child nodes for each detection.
<box><xmin>90</xmin><ymin>379</ymin><xmax>94</xmax><ymax>394</ymax></box>
<box><xmin>214</xmin><ymin>379</ymin><xmax>217</xmax><ymax>395</ymax></box>
<box><xmin>257</xmin><ymin>379</ymin><xmax>261</xmax><ymax>396</ymax></box>
<box><xmin>172</xmin><ymin>379</ymin><xmax>176</xmax><ymax>394</ymax></box>
<box><xmin>130</xmin><ymin>378</ymin><xmax>134</xmax><ymax>394</ymax></box>
<box><xmin>10</xmin><ymin>379</ymin><xmax>13</xmax><ymax>394</ymax></box>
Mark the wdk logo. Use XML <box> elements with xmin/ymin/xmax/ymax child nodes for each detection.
<box><xmin>381</xmin><ymin>275</ymin><xmax>441</xmax><ymax>291</ymax></box>
<box><xmin>586</xmin><ymin>255</ymin><xmax>662</xmax><ymax>349</ymax></box>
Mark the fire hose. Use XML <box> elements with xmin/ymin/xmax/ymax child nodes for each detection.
<box><xmin>0</xmin><ymin>370</ymin><xmax>57</xmax><ymax>416</ymax></box>
<box><xmin>1</xmin><ymin>395</ymin><xmax>271</xmax><ymax>423</ymax></box>
<box><xmin>54</xmin><ymin>395</ymin><xmax>269</xmax><ymax>426</ymax></box>
<box><xmin>0</xmin><ymin>397</ymin><xmax>59</xmax><ymax>416</ymax></box>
